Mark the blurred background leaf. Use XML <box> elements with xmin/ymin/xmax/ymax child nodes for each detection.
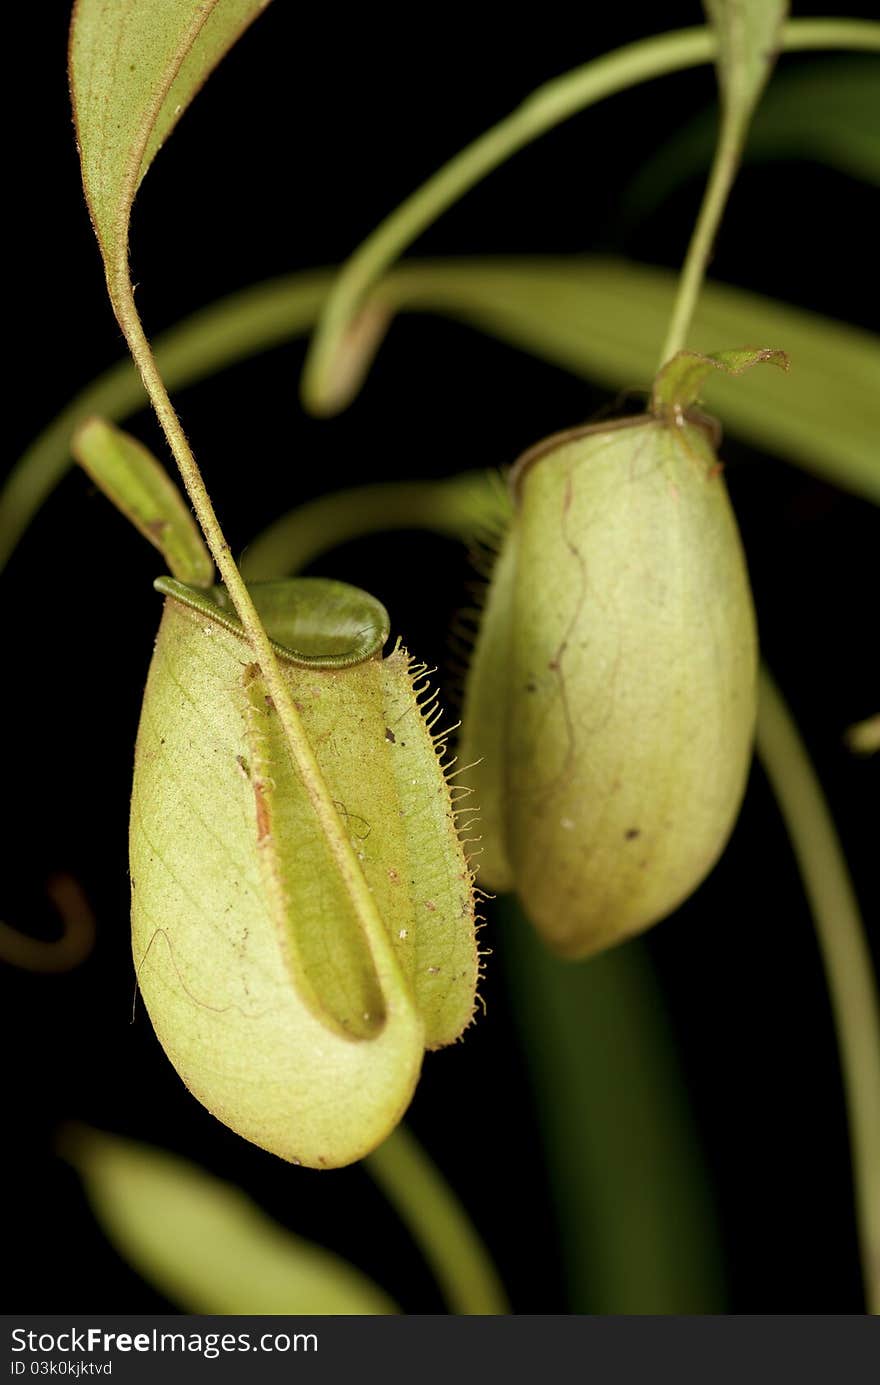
<box><xmin>620</xmin><ymin>56</ymin><xmax>880</xmax><ymax>231</ymax></box>
<box><xmin>502</xmin><ymin>906</ymin><xmax>725</xmax><ymax>1313</ymax></box>
<box><xmin>60</xmin><ymin>1125</ymin><xmax>395</xmax><ymax>1314</ymax></box>
<box><xmin>371</xmin><ymin>258</ymin><xmax>880</xmax><ymax>502</ymax></box>
<box><xmin>3</xmin><ymin>255</ymin><xmax>877</xmax><ymax>579</ymax></box>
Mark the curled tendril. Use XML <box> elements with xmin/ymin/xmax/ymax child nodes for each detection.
<box><xmin>0</xmin><ymin>874</ymin><xmax>96</xmax><ymax>973</ymax></box>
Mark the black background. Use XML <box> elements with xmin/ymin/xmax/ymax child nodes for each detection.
<box><xmin>3</xmin><ymin>1</ymin><xmax>877</xmax><ymax>1314</ymax></box>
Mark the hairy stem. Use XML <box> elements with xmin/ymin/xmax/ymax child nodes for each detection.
<box><xmin>366</xmin><ymin>1126</ymin><xmax>509</xmax><ymax>1314</ymax></box>
<box><xmin>756</xmin><ymin>670</ymin><xmax>880</xmax><ymax>1314</ymax></box>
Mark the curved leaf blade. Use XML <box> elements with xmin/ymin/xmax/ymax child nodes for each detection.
<box><xmin>70</xmin><ymin>0</ymin><xmax>270</xmax><ymax>267</ymax></box>
<box><xmin>61</xmin><ymin>1125</ymin><xmax>396</xmax><ymax>1314</ymax></box>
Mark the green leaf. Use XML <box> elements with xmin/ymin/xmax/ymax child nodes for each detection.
<box><xmin>70</xmin><ymin>0</ymin><xmax>270</xmax><ymax>279</ymax></box>
<box><xmin>651</xmin><ymin>345</ymin><xmax>789</xmax><ymax>417</ymax></box>
<box><xmin>60</xmin><ymin>1125</ymin><xmax>395</xmax><ymax>1314</ymax></box>
<box><xmin>73</xmin><ymin>418</ymin><xmax>214</xmax><ymax>586</ymax></box>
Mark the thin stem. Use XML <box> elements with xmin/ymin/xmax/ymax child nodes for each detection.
<box><xmin>366</xmin><ymin>1126</ymin><xmax>509</xmax><ymax>1315</ymax></box>
<box><xmin>302</xmin><ymin>19</ymin><xmax>880</xmax><ymax>409</ymax></box>
<box><xmin>657</xmin><ymin>110</ymin><xmax>743</xmax><ymax>364</ymax></box>
<box><xmin>110</xmin><ymin>274</ymin><xmax>406</xmax><ymax>1001</ymax></box>
<box><xmin>756</xmin><ymin>670</ymin><xmax>880</xmax><ymax>1315</ymax></box>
